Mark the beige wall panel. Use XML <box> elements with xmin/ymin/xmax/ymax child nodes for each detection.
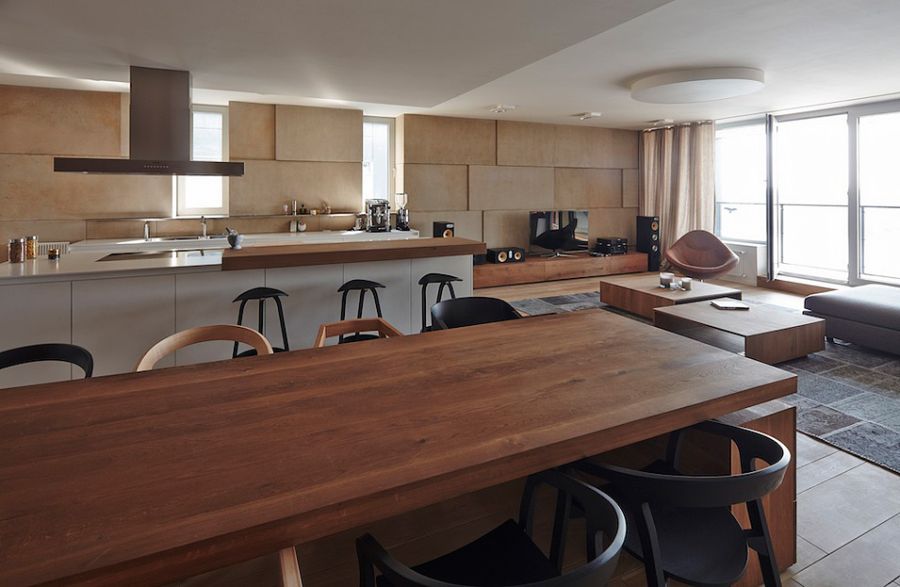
<box><xmin>554</xmin><ymin>125</ymin><xmax>639</xmax><ymax>169</ymax></box>
<box><xmin>0</xmin><ymin>220</ymin><xmax>85</xmax><ymax>244</ymax></box>
<box><xmin>401</xmin><ymin>115</ymin><xmax>496</xmax><ymax>165</ymax></box>
<box><xmin>623</xmin><ymin>169</ymin><xmax>639</xmax><ymax>208</ymax></box>
<box><xmin>229</xmin><ymin>102</ymin><xmax>275</xmax><ymax>160</ymax></box>
<box><xmin>483</xmin><ymin>210</ymin><xmax>531</xmax><ymax>249</ymax></box>
<box><xmin>588</xmin><ymin>207</ymin><xmax>639</xmax><ymax>243</ymax></box>
<box><xmin>394</xmin><ymin>114</ymin><xmax>405</xmax><ymax>166</ymax></box>
<box><xmin>0</xmin><ymin>85</ymin><xmax>123</xmax><ymax>156</ymax></box>
<box><xmin>229</xmin><ymin>160</ymin><xmax>361</xmax><ymax>215</ymax></box>
<box><xmin>496</xmin><ymin>121</ymin><xmax>555</xmax><ymax>167</ymax></box>
<box><xmin>275</xmin><ymin>105</ymin><xmax>362</xmax><ymax>162</ymax></box>
<box><xmin>408</xmin><ymin>211</ymin><xmax>483</xmax><ymax>242</ymax></box>
<box><xmin>85</xmin><ymin>220</ymin><xmax>148</xmax><ymax>239</ymax></box>
<box><xmin>403</xmin><ymin>164</ymin><xmax>468</xmax><ymax>212</ymax></box>
<box><xmin>0</xmin><ymin>155</ymin><xmax>170</xmax><ymax>220</ymax></box>
<box><xmin>554</xmin><ymin>168</ymin><xmax>622</xmax><ymax>209</ymax></box>
<box><xmin>469</xmin><ymin>165</ymin><xmax>553</xmax><ymax>211</ymax></box>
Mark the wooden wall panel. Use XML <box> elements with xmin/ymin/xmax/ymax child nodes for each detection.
<box><xmin>554</xmin><ymin>168</ymin><xmax>622</xmax><ymax>209</ymax></box>
<box><xmin>0</xmin><ymin>155</ymin><xmax>171</xmax><ymax>219</ymax></box>
<box><xmin>275</xmin><ymin>105</ymin><xmax>362</xmax><ymax>162</ymax></box>
<box><xmin>554</xmin><ymin>125</ymin><xmax>639</xmax><ymax>169</ymax></box>
<box><xmin>229</xmin><ymin>102</ymin><xmax>275</xmax><ymax>160</ymax></box>
<box><xmin>403</xmin><ymin>164</ymin><xmax>468</xmax><ymax>211</ymax></box>
<box><xmin>482</xmin><ymin>210</ymin><xmax>531</xmax><ymax>249</ymax></box>
<box><xmin>468</xmin><ymin>165</ymin><xmax>553</xmax><ymax>211</ymax></box>
<box><xmin>229</xmin><ymin>160</ymin><xmax>361</xmax><ymax>216</ymax></box>
<box><xmin>0</xmin><ymin>85</ymin><xmax>123</xmax><ymax>156</ymax></box>
<box><xmin>0</xmin><ymin>220</ymin><xmax>85</xmax><ymax>245</ymax></box>
<box><xmin>623</xmin><ymin>168</ymin><xmax>639</xmax><ymax>208</ymax></box>
<box><xmin>588</xmin><ymin>206</ymin><xmax>639</xmax><ymax>243</ymax></box>
<box><xmin>400</xmin><ymin>115</ymin><xmax>495</xmax><ymax>165</ymax></box>
<box><xmin>408</xmin><ymin>210</ymin><xmax>483</xmax><ymax>241</ymax></box>
<box><xmin>496</xmin><ymin>121</ymin><xmax>555</xmax><ymax>167</ymax></box>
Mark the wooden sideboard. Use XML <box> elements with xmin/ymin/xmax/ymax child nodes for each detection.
<box><xmin>473</xmin><ymin>252</ymin><xmax>647</xmax><ymax>288</ymax></box>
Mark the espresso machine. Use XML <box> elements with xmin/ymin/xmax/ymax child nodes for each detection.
<box><xmin>365</xmin><ymin>198</ymin><xmax>391</xmax><ymax>232</ymax></box>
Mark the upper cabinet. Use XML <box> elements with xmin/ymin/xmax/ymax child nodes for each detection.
<box><xmin>398</xmin><ymin>114</ymin><xmax>496</xmax><ymax>165</ymax></box>
<box><xmin>275</xmin><ymin>105</ymin><xmax>362</xmax><ymax>162</ymax></box>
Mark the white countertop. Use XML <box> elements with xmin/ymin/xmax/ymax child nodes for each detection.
<box><xmin>1</xmin><ymin>230</ymin><xmax>420</xmax><ymax>284</ymax></box>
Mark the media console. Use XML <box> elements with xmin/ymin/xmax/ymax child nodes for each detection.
<box><xmin>473</xmin><ymin>252</ymin><xmax>647</xmax><ymax>288</ymax></box>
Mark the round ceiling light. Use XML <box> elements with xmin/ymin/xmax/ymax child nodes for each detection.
<box><xmin>630</xmin><ymin>67</ymin><xmax>765</xmax><ymax>104</ymax></box>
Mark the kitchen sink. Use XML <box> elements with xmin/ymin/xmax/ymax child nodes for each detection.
<box><xmin>157</xmin><ymin>235</ymin><xmax>227</xmax><ymax>241</ymax></box>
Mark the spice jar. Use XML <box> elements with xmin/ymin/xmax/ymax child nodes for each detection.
<box><xmin>8</xmin><ymin>238</ymin><xmax>25</xmax><ymax>263</ymax></box>
<box><xmin>48</xmin><ymin>248</ymin><xmax>61</xmax><ymax>261</ymax></box>
<box><xmin>25</xmin><ymin>235</ymin><xmax>38</xmax><ymax>260</ymax></box>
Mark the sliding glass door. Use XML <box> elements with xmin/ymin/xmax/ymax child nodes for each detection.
<box><xmin>858</xmin><ymin>111</ymin><xmax>900</xmax><ymax>283</ymax></box>
<box><xmin>774</xmin><ymin>114</ymin><xmax>849</xmax><ymax>282</ymax></box>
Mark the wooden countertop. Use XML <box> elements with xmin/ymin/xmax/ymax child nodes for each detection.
<box><xmin>221</xmin><ymin>237</ymin><xmax>486</xmax><ymax>271</ymax></box>
<box><xmin>0</xmin><ymin>309</ymin><xmax>795</xmax><ymax>586</ymax></box>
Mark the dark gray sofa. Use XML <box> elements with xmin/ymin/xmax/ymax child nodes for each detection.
<box><xmin>804</xmin><ymin>284</ymin><xmax>900</xmax><ymax>355</ymax></box>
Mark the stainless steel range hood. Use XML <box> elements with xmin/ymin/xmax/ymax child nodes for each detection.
<box><xmin>54</xmin><ymin>67</ymin><xmax>244</xmax><ymax>176</ymax></box>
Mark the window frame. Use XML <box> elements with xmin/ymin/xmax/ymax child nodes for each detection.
<box><xmin>176</xmin><ymin>104</ymin><xmax>230</xmax><ymax>217</ymax></box>
<box><xmin>713</xmin><ymin>117</ymin><xmax>768</xmax><ymax>245</ymax></box>
<box><xmin>362</xmin><ymin>116</ymin><xmax>395</xmax><ymax>210</ymax></box>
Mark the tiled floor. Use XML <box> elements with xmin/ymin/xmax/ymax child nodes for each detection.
<box><xmin>478</xmin><ymin>276</ymin><xmax>900</xmax><ymax>587</ymax></box>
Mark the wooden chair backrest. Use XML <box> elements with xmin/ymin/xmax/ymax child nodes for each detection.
<box><xmin>278</xmin><ymin>547</ymin><xmax>303</xmax><ymax>587</ymax></box>
<box><xmin>135</xmin><ymin>324</ymin><xmax>274</xmax><ymax>372</ymax></box>
<box><xmin>313</xmin><ymin>318</ymin><xmax>403</xmax><ymax>348</ymax></box>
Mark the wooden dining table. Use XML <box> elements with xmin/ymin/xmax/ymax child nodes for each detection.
<box><xmin>0</xmin><ymin>309</ymin><xmax>796</xmax><ymax>586</ymax></box>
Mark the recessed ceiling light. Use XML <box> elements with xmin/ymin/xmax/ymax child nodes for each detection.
<box><xmin>631</xmin><ymin>67</ymin><xmax>765</xmax><ymax>104</ymax></box>
<box><xmin>489</xmin><ymin>104</ymin><xmax>517</xmax><ymax>114</ymax></box>
<box><xmin>575</xmin><ymin>111</ymin><xmax>602</xmax><ymax>120</ymax></box>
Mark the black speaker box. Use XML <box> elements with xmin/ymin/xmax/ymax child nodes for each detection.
<box><xmin>486</xmin><ymin>247</ymin><xmax>526</xmax><ymax>264</ymax></box>
<box><xmin>636</xmin><ymin>216</ymin><xmax>661</xmax><ymax>271</ymax></box>
<box><xmin>433</xmin><ymin>221</ymin><xmax>455</xmax><ymax>238</ymax></box>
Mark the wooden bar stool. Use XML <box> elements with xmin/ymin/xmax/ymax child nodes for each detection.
<box><xmin>233</xmin><ymin>287</ymin><xmax>290</xmax><ymax>356</ymax></box>
<box><xmin>417</xmin><ymin>272</ymin><xmax>461</xmax><ymax>332</ymax></box>
<box><xmin>314</xmin><ymin>318</ymin><xmax>403</xmax><ymax>348</ymax></box>
<box><xmin>337</xmin><ymin>279</ymin><xmax>386</xmax><ymax>343</ymax></box>
<box><xmin>136</xmin><ymin>325</ymin><xmax>273</xmax><ymax>371</ymax></box>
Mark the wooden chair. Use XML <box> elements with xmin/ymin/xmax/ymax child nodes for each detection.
<box><xmin>135</xmin><ymin>325</ymin><xmax>273</xmax><ymax>372</ymax></box>
<box><xmin>314</xmin><ymin>318</ymin><xmax>403</xmax><ymax>348</ymax></box>
<box><xmin>172</xmin><ymin>546</ymin><xmax>302</xmax><ymax>587</ymax></box>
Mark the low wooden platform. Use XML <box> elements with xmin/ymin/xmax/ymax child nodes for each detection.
<box><xmin>474</xmin><ymin>252</ymin><xmax>647</xmax><ymax>288</ymax></box>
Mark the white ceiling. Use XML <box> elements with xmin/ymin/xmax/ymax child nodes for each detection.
<box><xmin>2</xmin><ymin>0</ymin><xmax>900</xmax><ymax>129</ymax></box>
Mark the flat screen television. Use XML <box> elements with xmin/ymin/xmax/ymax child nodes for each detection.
<box><xmin>529</xmin><ymin>210</ymin><xmax>589</xmax><ymax>252</ymax></box>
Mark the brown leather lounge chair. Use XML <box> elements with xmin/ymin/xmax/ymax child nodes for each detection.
<box><xmin>665</xmin><ymin>230</ymin><xmax>740</xmax><ymax>280</ymax></box>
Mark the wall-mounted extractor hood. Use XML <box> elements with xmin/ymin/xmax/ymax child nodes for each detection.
<box><xmin>54</xmin><ymin>66</ymin><xmax>244</xmax><ymax>176</ymax></box>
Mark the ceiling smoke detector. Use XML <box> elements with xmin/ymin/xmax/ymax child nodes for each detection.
<box><xmin>489</xmin><ymin>104</ymin><xmax>517</xmax><ymax>114</ymax></box>
<box><xmin>575</xmin><ymin>111</ymin><xmax>602</xmax><ymax>120</ymax></box>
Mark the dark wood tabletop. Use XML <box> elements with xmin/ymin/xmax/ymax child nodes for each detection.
<box><xmin>221</xmin><ymin>237</ymin><xmax>486</xmax><ymax>270</ymax></box>
<box><xmin>0</xmin><ymin>309</ymin><xmax>796</xmax><ymax>586</ymax></box>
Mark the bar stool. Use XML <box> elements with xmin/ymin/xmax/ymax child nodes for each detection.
<box><xmin>232</xmin><ymin>287</ymin><xmax>290</xmax><ymax>357</ymax></box>
<box><xmin>337</xmin><ymin>279</ymin><xmax>385</xmax><ymax>343</ymax></box>
<box><xmin>418</xmin><ymin>272</ymin><xmax>461</xmax><ymax>332</ymax></box>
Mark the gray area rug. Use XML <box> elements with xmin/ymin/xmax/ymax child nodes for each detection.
<box><xmin>510</xmin><ymin>292</ymin><xmax>900</xmax><ymax>474</ymax></box>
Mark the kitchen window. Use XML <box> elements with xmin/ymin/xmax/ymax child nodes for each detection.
<box><xmin>176</xmin><ymin>106</ymin><xmax>229</xmax><ymax>216</ymax></box>
<box><xmin>362</xmin><ymin>116</ymin><xmax>394</xmax><ymax>209</ymax></box>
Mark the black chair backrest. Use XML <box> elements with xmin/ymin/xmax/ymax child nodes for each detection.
<box><xmin>357</xmin><ymin>469</ymin><xmax>625</xmax><ymax>587</ymax></box>
<box><xmin>430</xmin><ymin>296</ymin><xmax>521</xmax><ymax>330</ymax></box>
<box><xmin>577</xmin><ymin>420</ymin><xmax>790</xmax><ymax>509</ymax></box>
<box><xmin>0</xmin><ymin>343</ymin><xmax>94</xmax><ymax>378</ymax></box>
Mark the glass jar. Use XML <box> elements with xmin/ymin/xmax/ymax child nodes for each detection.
<box><xmin>25</xmin><ymin>235</ymin><xmax>38</xmax><ymax>260</ymax></box>
<box><xmin>8</xmin><ymin>238</ymin><xmax>25</xmax><ymax>263</ymax></box>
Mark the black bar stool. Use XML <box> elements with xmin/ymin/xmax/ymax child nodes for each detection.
<box><xmin>232</xmin><ymin>287</ymin><xmax>290</xmax><ymax>357</ymax></box>
<box><xmin>418</xmin><ymin>273</ymin><xmax>461</xmax><ymax>332</ymax></box>
<box><xmin>338</xmin><ymin>279</ymin><xmax>385</xmax><ymax>343</ymax></box>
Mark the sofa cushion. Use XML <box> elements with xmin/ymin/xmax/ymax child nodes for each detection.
<box><xmin>805</xmin><ymin>285</ymin><xmax>900</xmax><ymax>331</ymax></box>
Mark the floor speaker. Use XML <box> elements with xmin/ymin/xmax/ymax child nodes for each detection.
<box><xmin>636</xmin><ymin>216</ymin><xmax>661</xmax><ymax>271</ymax></box>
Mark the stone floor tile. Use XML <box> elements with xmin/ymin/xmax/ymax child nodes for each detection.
<box><xmin>797</xmin><ymin>450</ymin><xmax>865</xmax><ymax>494</ymax></box>
<box><xmin>796</xmin><ymin>432</ymin><xmax>838</xmax><ymax>467</ymax></box>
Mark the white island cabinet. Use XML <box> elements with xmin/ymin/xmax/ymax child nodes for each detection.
<box><xmin>0</xmin><ymin>236</ymin><xmax>483</xmax><ymax>388</ymax></box>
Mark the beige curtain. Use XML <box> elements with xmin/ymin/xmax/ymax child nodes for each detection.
<box><xmin>639</xmin><ymin>122</ymin><xmax>715</xmax><ymax>257</ymax></box>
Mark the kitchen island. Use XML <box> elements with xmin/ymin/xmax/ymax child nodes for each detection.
<box><xmin>0</xmin><ymin>309</ymin><xmax>796</xmax><ymax>587</ymax></box>
<box><xmin>0</xmin><ymin>234</ymin><xmax>484</xmax><ymax>385</ymax></box>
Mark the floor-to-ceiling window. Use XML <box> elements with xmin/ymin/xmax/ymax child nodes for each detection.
<box><xmin>715</xmin><ymin>98</ymin><xmax>900</xmax><ymax>286</ymax></box>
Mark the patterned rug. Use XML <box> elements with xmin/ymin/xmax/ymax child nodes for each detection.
<box><xmin>509</xmin><ymin>292</ymin><xmax>900</xmax><ymax>474</ymax></box>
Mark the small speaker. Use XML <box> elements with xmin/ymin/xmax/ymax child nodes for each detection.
<box><xmin>636</xmin><ymin>216</ymin><xmax>660</xmax><ymax>271</ymax></box>
<box><xmin>433</xmin><ymin>221</ymin><xmax>455</xmax><ymax>238</ymax></box>
<box><xmin>486</xmin><ymin>247</ymin><xmax>526</xmax><ymax>264</ymax></box>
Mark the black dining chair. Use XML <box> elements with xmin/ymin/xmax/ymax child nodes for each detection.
<box><xmin>356</xmin><ymin>469</ymin><xmax>625</xmax><ymax>587</ymax></box>
<box><xmin>430</xmin><ymin>296</ymin><xmax>521</xmax><ymax>330</ymax></box>
<box><xmin>0</xmin><ymin>343</ymin><xmax>94</xmax><ymax>378</ymax></box>
<box><xmin>573</xmin><ymin>420</ymin><xmax>790</xmax><ymax>587</ymax></box>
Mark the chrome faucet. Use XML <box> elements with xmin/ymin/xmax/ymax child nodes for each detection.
<box><xmin>200</xmin><ymin>216</ymin><xmax>208</xmax><ymax>239</ymax></box>
<box><xmin>143</xmin><ymin>221</ymin><xmax>150</xmax><ymax>241</ymax></box>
